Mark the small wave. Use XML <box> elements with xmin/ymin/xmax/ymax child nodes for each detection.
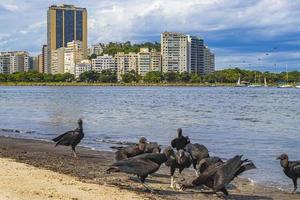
<box><xmin>0</xmin><ymin>128</ymin><xmax>36</xmax><ymax>134</ymax></box>
<box><xmin>233</xmin><ymin>118</ymin><xmax>259</xmax><ymax>123</ymax></box>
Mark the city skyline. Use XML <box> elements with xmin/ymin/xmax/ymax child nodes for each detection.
<box><xmin>1</xmin><ymin>1</ymin><xmax>300</xmax><ymax>71</ymax></box>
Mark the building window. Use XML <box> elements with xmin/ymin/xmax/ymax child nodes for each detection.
<box><xmin>64</xmin><ymin>10</ymin><xmax>75</xmax><ymax>46</ymax></box>
<box><xmin>56</xmin><ymin>9</ymin><xmax>63</xmax><ymax>48</ymax></box>
<box><xmin>76</xmin><ymin>11</ymin><xmax>83</xmax><ymax>41</ymax></box>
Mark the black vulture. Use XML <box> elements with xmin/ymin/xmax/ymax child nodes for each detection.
<box><xmin>171</xmin><ymin>128</ymin><xmax>190</xmax><ymax>150</ymax></box>
<box><xmin>165</xmin><ymin>149</ymin><xmax>192</xmax><ymax>188</ymax></box>
<box><xmin>185</xmin><ymin>143</ymin><xmax>209</xmax><ymax>172</ymax></box>
<box><xmin>115</xmin><ymin>137</ymin><xmax>148</xmax><ymax>161</ymax></box>
<box><xmin>107</xmin><ymin>147</ymin><xmax>173</xmax><ymax>191</ymax></box>
<box><xmin>52</xmin><ymin>118</ymin><xmax>84</xmax><ymax>158</ymax></box>
<box><xmin>277</xmin><ymin>154</ymin><xmax>300</xmax><ymax>193</ymax></box>
<box><xmin>180</xmin><ymin>155</ymin><xmax>256</xmax><ymax>196</ymax></box>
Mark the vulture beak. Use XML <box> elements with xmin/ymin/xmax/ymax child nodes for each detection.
<box><xmin>276</xmin><ymin>156</ymin><xmax>281</xmax><ymax>160</ymax></box>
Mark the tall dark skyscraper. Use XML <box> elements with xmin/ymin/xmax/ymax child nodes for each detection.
<box><xmin>47</xmin><ymin>4</ymin><xmax>87</xmax><ymax>72</ymax></box>
<box><xmin>47</xmin><ymin>4</ymin><xmax>87</xmax><ymax>50</ymax></box>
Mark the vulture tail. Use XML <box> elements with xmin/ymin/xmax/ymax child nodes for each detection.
<box><xmin>52</xmin><ymin>131</ymin><xmax>70</xmax><ymax>142</ymax></box>
<box><xmin>235</xmin><ymin>161</ymin><xmax>256</xmax><ymax>177</ymax></box>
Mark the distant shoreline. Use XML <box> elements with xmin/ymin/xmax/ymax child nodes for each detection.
<box><xmin>0</xmin><ymin>82</ymin><xmax>234</xmax><ymax>87</ymax></box>
<box><xmin>0</xmin><ymin>82</ymin><xmax>291</xmax><ymax>87</ymax></box>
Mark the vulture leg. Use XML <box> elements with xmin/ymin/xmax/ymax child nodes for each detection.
<box><xmin>170</xmin><ymin>167</ymin><xmax>176</xmax><ymax>188</ymax></box>
<box><xmin>170</xmin><ymin>176</ymin><xmax>175</xmax><ymax>188</ymax></box>
<box><xmin>140</xmin><ymin>177</ymin><xmax>154</xmax><ymax>193</ymax></box>
<box><xmin>72</xmin><ymin>146</ymin><xmax>78</xmax><ymax>158</ymax></box>
<box><xmin>220</xmin><ymin>187</ymin><xmax>229</xmax><ymax>196</ymax></box>
<box><xmin>292</xmin><ymin>178</ymin><xmax>298</xmax><ymax>193</ymax></box>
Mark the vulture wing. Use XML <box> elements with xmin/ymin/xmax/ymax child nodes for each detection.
<box><xmin>291</xmin><ymin>161</ymin><xmax>300</xmax><ymax>177</ymax></box>
<box><xmin>213</xmin><ymin>155</ymin><xmax>243</xmax><ymax>191</ymax></box>
<box><xmin>107</xmin><ymin>157</ymin><xmax>160</xmax><ymax>177</ymax></box>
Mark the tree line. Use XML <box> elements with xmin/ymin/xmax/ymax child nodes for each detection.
<box><xmin>0</xmin><ymin>68</ymin><xmax>299</xmax><ymax>84</ymax></box>
<box><xmin>121</xmin><ymin>68</ymin><xmax>300</xmax><ymax>84</ymax></box>
<box><xmin>88</xmin><ymin>41</ymin><xmax>161</xmax><ymax>60</ymax></box>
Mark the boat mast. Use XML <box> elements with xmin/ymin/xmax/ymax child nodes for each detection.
<box><xmin>264</xmin><ymin>77</ymin><xmax>267</xmax><ymax>87</ymax></box>
<box><xmin>286</xmin><ymin>64</ymin><xmax>289</xmax><ymax>83</ymax></box>
<box><xmin>237</xmin><ymin>74</ymin><xmax>241</xmax><ymax>85</ymax></box>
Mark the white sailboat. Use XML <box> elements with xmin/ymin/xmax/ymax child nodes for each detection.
<box><xmin>264</xmin><ymin>77</ymin><xmax>267</xmax><ymax>87</ymax></box>
<box><xmin>296</xmin><ymin>85</ymin><xmax>300</xmax><ymax>89</ymax></box>
<box><xmin>236</xmin><ymin>75</ymin><xmax>246</xmax><ymax>87</ymax></box>
<box><xmin>248</xmin><ymin>72</ymin><xmax>262</xmax><ymax>87</ymax></box>
<box><xmin>278</xmin><ymin>65</ymin><xmax>293</xmax><ymax>88</ymax></box>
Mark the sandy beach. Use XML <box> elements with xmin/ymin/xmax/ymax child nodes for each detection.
<box><xmin>0</xmin><ymin>136</ymin><xmax>299</xmax><ymax>200</ymax></box>
<box><xmin>0</xmin><ymin>157</ymin><xmax>142</xmax><ymax>200</ymax></box>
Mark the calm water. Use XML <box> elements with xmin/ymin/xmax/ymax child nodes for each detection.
<box><xmin>0</xmin><ymin>86</ymin><xmax>299</xmax><ymax>189</ymax></box>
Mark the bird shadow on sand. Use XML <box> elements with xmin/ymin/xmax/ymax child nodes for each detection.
<box><xmin>108</xmin><ymin>182</ymin><xmax>191</xmax><ymax>196</ymax></box>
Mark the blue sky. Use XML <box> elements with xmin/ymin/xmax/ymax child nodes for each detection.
<box><xmin>0</xmin><ymin>0</ymin><xmax>300</xmax><ymax>72</ymax></box>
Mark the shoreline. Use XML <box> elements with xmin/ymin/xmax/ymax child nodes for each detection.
<box><xmin>0</xmin><ymin>82</ymin><xmax>297</xmax><ymax>87</ymax></box>
<box><xmin>0</xmin><ymin>135</ymin><xmax>299</xmax><ymax>199</ymax></box>
<box><xmin>0</xmin><ymin>81</ymin><xmax>234</xmax><ymax>87</ymax></box>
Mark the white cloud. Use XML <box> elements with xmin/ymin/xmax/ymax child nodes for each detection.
<box><xmin>0</xmin><ymin>2</ymin><xmax>19</xmax><ymax>12</ymax></box>
<box><xmin>86</xmin><ymin>0</ymin><xmax>300</xmax><ymax>44</ymax></box>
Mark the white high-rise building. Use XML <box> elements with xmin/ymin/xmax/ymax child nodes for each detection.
<box><xmin>91</xmin><ymin>54</ymin><xmax>116</xmax><ymax>72</ymax></box>
<box><xmin>161</xmin><ymin>32</ymin><xmax>214</xmax><ymax>75</ymax></box>
<box><xmin>161</xmin><ymin>32</ymin><xmax>189</xmax><ymax>73</ymax></box>
<box><xmin>0</xmin><ymin>51</ymin><xmax>29</xmax><ymax>74</ymax></box>
<box><xmin>64</xmin><ymin>41</ymin><xmax>84</xmax><ymax>75</ymax></box>
<box><xmin>0</xmin><ymin>54</ymin><xmax>10</xmax><ymax>74</ymax></box>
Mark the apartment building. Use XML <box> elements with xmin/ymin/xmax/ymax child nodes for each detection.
<box><xmin>161</xmin><ymin>32</ymin><xmax>189</xmax><ymax>73</ymax></box>
<box><xmin>75</xmin><ymin>59</ymin><xmax>92</xmax><ymax>78</ymax></box>
<box><xmin>91</xmin><ymin>54</ymin><xmax>116</xmax><ymax>72</ymax></box>
<box><xmin>64</xmin><ymin>41</ymin><xmax>84</xmax><ymax>74</ymax></box>
<box><xmin>161</xmin><ymin>32</ymin><xmax>215</xmax><ymax>75</ymax></box>
<box><xmin>115</xmin><ymin>52</ymin><xmax>138</xmax><ymax>80</ymax></box>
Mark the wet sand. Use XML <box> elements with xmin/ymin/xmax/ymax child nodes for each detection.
<box><xmin>0</xmin><ymin>136</ymin><xmax>299</xmax><ymax>200</ymax></box>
